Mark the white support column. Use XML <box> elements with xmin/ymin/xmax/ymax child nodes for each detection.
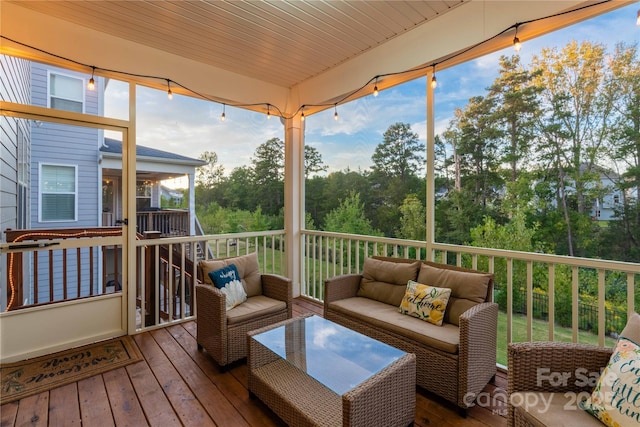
<box><xmin>188</xmin><ymin>172</ymin><xmax>196</xmax><ymax>235</ymax></box>
<box><xmin>426</xmin><ymin>74</ymin><xmax>435</xmax><ymax>259</ymax></box>
<box><xmin>283</xmin><ymin>116</ymin><xmax>305</xmax><ymax>297</ymax></box>
<box><xmin>126</xmin><ymin>82</ymin><xmax>138</xmax><ymax>334</ymax></box>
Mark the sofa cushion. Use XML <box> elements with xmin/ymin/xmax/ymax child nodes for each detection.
<box><xmin>580</xmin><ymin>336</ymin><xmax>640</xmax><ymax>427</ymax></box>
<box><xmin>399</xmin><ymin>280</ymin><xmax>452</xmax><ymax>326</ymax></box>
<box><xmin>199</xmin><ymin>252</ymin><xmax>263</xmax><ymax>297</ymax></box>
<box><xmin>228</xmin><ymin>252</ymin><xmax>262</xmax><ymax>297</ymax></box>
<box><xmin>417</xmin><ymin>264</ymin><xmax>492</xmax><ymax>326</ymax></box>
<box><xmin>511</xmin><ymin>392</ymin><xmax>604</xmax><ymax>427</ymax></box>
<box><xmin>226</xmin><ymin>295</ymin><xmax>286</xmax><ymax>325</ymax></box>
<box><xmin>328</xmin><ymin>297</ymin><xmax>460</xmax><ymax>354</ymax></box>
<box><xmin>620</xmin><ymin>311</ymin><xmax>640</xmax><ymax>343</ymax></box>
<box><xmin>357</xmin><ymin>258</ymin><xmax>421</xmax><ymax>306</ymax></box>
<box><xmin>200</xmin><ymin>259</ymin><xmax>226</xmax><ymax>286</ymax></box>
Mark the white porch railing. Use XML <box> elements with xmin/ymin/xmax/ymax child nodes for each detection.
<box><xmin>301</xmin><ymin>230</ymin><xmax>639</xmax><ymax>365</ymax></box>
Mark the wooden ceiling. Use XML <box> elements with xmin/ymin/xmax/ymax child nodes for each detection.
<box><xmin>12</xmin><ymin>0</ymin><xmax>467</xmax><ymax>88</ymax></box>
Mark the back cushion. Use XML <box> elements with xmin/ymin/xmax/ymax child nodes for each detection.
<box><xmin>199</xmin><ymin>260</ymin><xmax>226</xmax><ymax>286</ymax></box>
<box><xmin>417</xmin><ymin>264</ymin><xmax>492</xmax><ymax>326</ymax></box>
<box><xmin>199</xmin><ymin>252</ymin><xmax>263</xmax><ymax>297</ymax></box>
<box><xmin>357</xmin><ymin>258</ymin><xmax>421</xmax><ymax>306</ymax></box>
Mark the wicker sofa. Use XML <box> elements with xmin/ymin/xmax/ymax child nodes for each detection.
<box><xmin>323</xmin><ymin>256</ymin><xmax>498</xmax><ymax>411</ymax></box>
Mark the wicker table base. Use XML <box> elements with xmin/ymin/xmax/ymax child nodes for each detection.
<box><xmin>248</xmin><ymin>315</ymin><xmax>416</xmax><ymax>427</ymax></box>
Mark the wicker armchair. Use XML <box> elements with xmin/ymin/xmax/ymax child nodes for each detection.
<box><xmin>507</xmin><ymin>341</ymin><xmax>613</xmax><ymax>427</ymax></box>
<box><xmin>195</xmin><ymin>253</ymin><xmax>292</xmax><ymax>369</ymax></box>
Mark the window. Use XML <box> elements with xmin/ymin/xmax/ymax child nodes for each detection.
<box><xmin>17</xmin><ymin>126</ymin><xmax>29</xmax><ymax>229</ymax></box>
<box><xmin>40</xmin><ymin>164</ymin><xmax>77</xmax><ymax>221</ymax></box>
<box><xmin>136</xmin><ymin>181</ymin><xmax>152</xmax><ymax>210</ymax></box>
<box><xmin>49</xmin><ymin>72</ymin><xmax>83</xmax><ymax>113</ymax></box>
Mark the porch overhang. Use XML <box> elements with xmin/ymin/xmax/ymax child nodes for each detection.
<box><xmin>0</xmin><ymin>1</ymin><xmax>630</xmax><ymax>117</ymax></box>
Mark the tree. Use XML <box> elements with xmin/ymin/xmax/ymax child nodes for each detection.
<box><xmin>532</xmin><ymin>41</ymin><xmax>616</xmax><ymax>256</ymax></box>
<box><xmin>224</xmin><ymin>166</ymin><xmax>255</xmax><ymax>211</ymax></box>
<box><xmin>441</xmin><ymin>123</ymin><xmax>462</xmax><ymax>191</ymax></box>
<box><xmin>196</xmin><ymin>150</ymin><xmax>225</xmax><ymax>189</ymax></box>
<box><xmin>371</xmin><ymin>122</ymin><xmax>424</xmax><ymax>184</ymax></box>
<box><xmin>455</xmin><ymin>95</ymin><xmax>503</xmax><ymax>208</ymax></box>
<box><xmin>251</xmin><ymin>137</ymin><xmax>284</xmax><ymax>216</ymax></box>
<box><xmin>487</xmin><ymin>55</ymin><xmax>542</xmax><ymax>182</ymax></box>
<box><xmin>304</xmin><ymin>145</ymin><xmax>328</xmax><ymax>178</ymax></box>
<box><xmin>470</xmin><ymin>211</ymin><xmax>543</xmax><ymax>311</ymax></box>
<box><xmin>323</xmin><ymin>191</ymin><xmax>381</xmax><ymax>236</ymax></box>
<box><xmin>602</xmin><ymin>42</ymin><xmax>640</xmax><ymax>261</ymax></box>
<box><xmin>398</xmin><ymin>194</ymin><xmax>425</xmax><ymax>240</ymax></box>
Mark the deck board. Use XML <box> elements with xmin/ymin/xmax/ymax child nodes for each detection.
<box><xmin>1</xmin><ymin>297</ymin><xmax>507</xmax><ymax>427</ymax></box>
<box><xmin>48</xmin><ymin>383</ymin><xmax>80</xmax><ymax>427</ymax></box>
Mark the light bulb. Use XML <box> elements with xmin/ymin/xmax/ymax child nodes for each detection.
<box><xmin>334</xmin><ymin>106</ymin><xmax>339</xmax><ymax>121</ymax></box>
<box><xmin>301</xmin><ymin>111</ymin><xmax>305</xmax><ymax>122</ymax></box>
<box><xmin>373</xmin><ymin>85</ymin><xmax>379</xmax><ymax>97</ymax></box>
<box><xmin>87</xmin><ymin>67</ymin><xmax>95</xmax><ymax>90</ymax></box>
<box><xmin>221</xmin><ymin>105</ymin><xmax>226</xmax><ymax>121</ymax></box>
<box><xmin>167</xmin><ymin>80</ymin><xmax>173</xmax><ymax>100</ymax></box>
<box><xmin>267</xmin><ymin>105</ymin><xmax>271</xmax><ymax>120</ymax></box>
<box><xmin>513</xmin><ymin>36</ymin><xmax>522</xmax><ymax>52</ymax></box>
<box><xmin>431</xmin><ymin>75</ymin><xmax>437</xmax><ymax>89</ymax></box>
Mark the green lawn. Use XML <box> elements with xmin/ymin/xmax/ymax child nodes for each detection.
<box><xmin>496</xmin><ymin>311</ymin><xmax>616</xmax><ymax>366</ymax></box>
<box><xmin>210</xmin><ymin>242</ymin><xmax>286</xmax><ymax>275</ymax></box>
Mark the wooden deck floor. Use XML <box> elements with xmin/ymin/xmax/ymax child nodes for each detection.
<box><xmin>1</xmin><ymin>298</ymin><xmax>507</xmax><ymax>427</ymax></box>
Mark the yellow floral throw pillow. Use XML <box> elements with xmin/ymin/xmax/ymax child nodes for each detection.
<box><xmin>579</xmin><ymin>336</ymin><xmax>640</xmax><ymax>427</ymax></box>
<box><xmin>398</xmin><ymin>280</ymin><xmax>452</xmax><ymax>326</ymax></box>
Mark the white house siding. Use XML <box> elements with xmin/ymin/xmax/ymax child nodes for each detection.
<box><xmin>29</xmin><ymin>63</ymin><xmax>102</xmax><ymax>303</ymax></box>
<box><xmin>0</xmin><ymin>55</ymin><xmax>31</xmax><ymax>310</ymax></box>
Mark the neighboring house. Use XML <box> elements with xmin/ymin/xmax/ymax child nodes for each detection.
<box><xmin>161</xmin><ymin>185</ymin><xmax>186</xmax><ymax>207</ymax></box>
<box><xmin>1</xmin><ymin>59</ymin><xmax>205</xmax><ymax>309</ymax></box>
<box><xmin>528</xmin><ymin>167</ymin><xmax>628</xmax><ymax>223</ymax></box>
<box><xmin>589</xmin><ymin>172</ymin><xmax>627</xmax><ymax>221</ymax></box>
<box><xmin>99</xmin><ymin>137</ymin><xmax>205</xmax><ymax>234</ymax></box>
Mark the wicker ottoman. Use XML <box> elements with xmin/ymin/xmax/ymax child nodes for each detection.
<box><xmin>248</xmin><ymin>315</ymin><xmax>416</xmax><ymax>427</ymax></box>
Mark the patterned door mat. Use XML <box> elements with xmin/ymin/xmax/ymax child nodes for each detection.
<box><xmin>1</xmin><ymin>336</ymin><xmax>143</xmax><ymax>405</ymax></box>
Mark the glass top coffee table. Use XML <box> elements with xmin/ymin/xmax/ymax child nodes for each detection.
<box><xmin>248</xmin><ymin>314</ymin><xmax>416</xmax><ymax>427</ymax></box>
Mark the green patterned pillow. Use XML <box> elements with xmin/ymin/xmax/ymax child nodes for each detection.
<box><xmin>398</xmin><ymin>280</ymin><xmax>452</xmax><ymax>326</ymax></box>
<box><xmin>579</xmin><ymin>336</ymin><xmax>640</xmax><ymax>427</ymax></box>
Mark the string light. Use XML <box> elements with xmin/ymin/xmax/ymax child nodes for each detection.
<box><xmin>334</xmin><ymin>104</ymin><xmax>339</xmax><ymax>121</ymax></box>
<box><xmin>300</xmin><ymin>106</ymin><xmax>305</xmax><ymax>122</ymax></box>
<box><xmin>221</xmin><ymin>104</ymin><xmax>226</xmax><ymax>121</ymax></box>
<box><xmin>267</xmin><ymin>104</ymin><xmax>271</xmax><ymax>120</ymax></box>
<box><xmin>0</xmin><ymin>1</ymin><xmax>610</xmax><ymax>122</ymax></box>
<box><xmin>430</xmin><ymin>65</ymin><xmax>437</xmax><ymax>89</ymax></box>
<box><xmin>166</xmin><ymin>79</ymin><xmax>173</xmax><ymax>100</ymax></box>
<box><xmin>513</xmin><ymin>24</ymin><xmax>522</xmax><ymax>52</ymax></box>
<box><xmin>87</xmin><ymin>66</ymin><xmax>95</xmax><ymax>90</ymax></box>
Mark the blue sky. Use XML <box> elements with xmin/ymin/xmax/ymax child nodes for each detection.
<box><xmin>105</xmin><ymin>2</ymin><xmax>640</xmax><ymax>183</ymax></box>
